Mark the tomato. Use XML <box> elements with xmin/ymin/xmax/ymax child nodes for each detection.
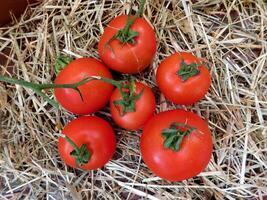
<box><xmin>140</xmin><ymin>109</ymin><xmax>213</xmax><ymax>181</ymax></box>
<box><xmin>156</xmin><ymin>52</ymin><xmax>211</xmax><ymax>105</ymax></box>
<box><xmin>98</xmin><ymin>15</ymin><xmax>157</xmax><ymax>74</ymax></box>
<box><xmin>110</xmin><ymin>81</ymin><xmax>155</xmax><ymax>130</ymax></box>
<box><xmin>58</xmin><ymin>116</ymin><xmax>116</xmax><ymax>170</ymax></box>
<box><xmin>54</xmin><ymin>58</ymin><xmax>114</xmax><ymax>115</ymax></box>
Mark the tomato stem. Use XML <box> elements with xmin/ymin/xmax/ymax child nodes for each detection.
<box><xmin>64</xmin><ymin>135</ymin><xmax>91</xmax><ymax>167</ymax></box>
<box><xmin>177</xmin><ymin>60</ymin><xmax>200</xmax><ymax>81</ymax></box>
<box><xmin>137</xmin><ymin>0</ymin><xmax>146</xmax><ymax>17</ymax></box>
<box><xmin>0</xmin><ymin>74</ymin><xmax>143</xmax><ymax>115</ymax></box>
<box><xmin>162</xmin><ymin>122</ymin><xmax>195</xmax><ymax>151</ymax></box>
<box><xmin>0</xmin><ymin>75</ymin><xmax>92</xmax><ymax>108</ymax></box>
<box><xmin>91</xmin><ymin>76</ymin><xmax>121</xmax><ymax>89</ymax></box>
<box><xmin>91</xmin><ymin>76</ymin><xmax>143</xmax><ymax>116</ymax></box>
<box><xmin>108</xmin><ymin>0</ymin><xmax>146</xmax><ymax>44</ymax></box>
<box><xmin>113</xmin><ymin>77</ymin><xmax>144</xmax><ymax>116</ymax></box>
<box><xmin>54</xmin><ymin>56</ymin><xmax>73</xmax><ymax>74</ymax></box>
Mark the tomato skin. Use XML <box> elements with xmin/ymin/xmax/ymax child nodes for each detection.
<box><xmin>54</xmin><ymin>58</ymin><xmax>114</xmax><ymax>115</ymax></box>
<box><xmin>98</xmin><ymin>15</ymin><xmax>157</xmax><ymax>74</ymax></box>
<box><xmin>156</xmin><ymin>52</ymin><xmax>211</xmax><ymax>105</ymax></box>
<box><xmin>140</xmin><ymin>109</ymin><xmax>213</xmax><ymax>181</ymax></box>
<box><xmin>58</xmin><ymin>116</ymin><xmax>116</xmax><ymax>170</ymax></box>
<box><xmin>110</xmin><ymin>82</ymin><xmax>156</xmax><ymax>130</ymax></box>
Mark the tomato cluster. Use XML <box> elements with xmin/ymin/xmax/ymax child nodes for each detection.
<box><xmin>0</xmin><ymin>0</ymin><xmax>213</xmax><ymax>182</ymax></box>
<box><xmin>52</xmin><ymin>1</ymin><xmax>213</xmax><ymax>180</ymax></box>
<box><xmin>54</xmin><ymin>11</ymin><xmax>212</xmax><ymax>180</ymax></box>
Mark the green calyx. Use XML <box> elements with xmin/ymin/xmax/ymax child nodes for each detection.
<box><xmin>108</xmin><ymin>0</ymin><xmax>146</xmax><ymax>45</ymax></box>
<box><xmin>54</xmin><ymin>56</ymin><xmax>73</xmax><ymax>74</ymax></box>
<box><xmin>177</xmin><ymin>60</ymin><xmax>200</xmax><ymax>81</ymax></box>
<box><xmin>113</xmin><ymin>78</ymin><xmax>144</xmax><ymax>116</ymax></box>
<box><xmin>162</xmin><ymin>122</ymin><xmax>195</xmax><ymax>151</ymax></box>
<box><xmin>114</xmin><ymin>18</ymin><xmax>139</xmax><ymax>44</ymax></box>
<box><xmin>90</xmin><ymin>76</ymin><xmax>144</xmax><ymax>116</ymax></box>
<box><xmin>64</xmin><ymin>135</ymin><xmax>91</xmax><ymax>167</ymax></box>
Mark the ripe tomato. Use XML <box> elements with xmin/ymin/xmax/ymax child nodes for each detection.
<box><xmin>156</xmin><ymin>52</ymin><xmax>211</xmax><ymax>105</ymax></box>
<box><xmin>110</xmin><ymin>81</ymin><xmax>155</xmax><ymax>130</ymax></box>
<box><xmin>98</xmin><ymin>15</ymin><xmax>157</xmax><ymax>74</ymax></box>
<box><xmin>140</xmin><ymin>109</ymin><xmax>213</xmax><ymax>181</ymax></box>
<box><xmin>54</xmin><ymin>58</ymin><xmax>114</xmax><ymax>115</ymax></box>
<box><xmin>58</xmin><ymin>116</ymin><xmax>116</xmax><ymax>170</ymax></box>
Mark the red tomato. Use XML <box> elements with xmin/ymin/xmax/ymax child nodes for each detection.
<box><xmin>156</xmin><ymin>52</ymin><xmax>211</xmax><ymax>105</ymax></box>
<box><xmin>110</xmin><ymin>81</ymin><xmax>155</xmax><ymax>130</ymax></box>
<box><xmin>54</xmin><ymin>58</ymin><xmax>114</xmax><ymax>114</ymax></box>
<box><xmin>140</xmin><ymin>109</ymin><xmax>213</xmax><ymax>181</ymax></box>
<box><xmin>58</xmin><ymin>116</ymin><xmax>116</xmax><ymax>170</ymax></box>
<box><xmin>98</xmin><ymin>15</ymin><xmax>157</xmax><ymax>74</ymax></box>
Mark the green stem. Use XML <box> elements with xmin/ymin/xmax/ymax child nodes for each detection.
<box><xmin>109</xmin><ymin>0</ymin><xmax>146</xmax><ymax>44</ymax></box>
<box><xmin>0</xmin><ymin>75</ymin><xmax>92</xmax><ymax>108</ymax></box>
<box><xmin>64</xmin><ymin>135</ymin><xmax>80</xmax><ymax>153</ymax></box>
<box><xmin>0</xmin><ymin>76</ymin><xmax>41</xmax><ymax>89</ymax></box>
<box><xmin>122</xmin><ymin>17</ymin><xmax>135</xmax><ymax>36</ymax></box>
<box><xmin>137</xmin><ymin>0</ymin><xmax>146</xmax><ymax>17</ymax></box>
<box><xmin>91</xmin><ymin>76</ymin><xmax>143</xmax><ymax>116</ymax></box>
<box><xmin>123</xmin><ymin>0</ymin><xmax>146</xmax><ymax>33</ymax></box>
<box><xmin>91</xmin><ymin>76</ymin><xmax>122</xmax><ymax>89</ymax></box>
<box><xmin>64</xmin><ymin>135</ymin><xmax>91</xmax><ymax>167</ymax></box>
<box><xmin>0</xmin><ymin>74</ymin><xmax>143</xmax><ymax>115</ymax></box>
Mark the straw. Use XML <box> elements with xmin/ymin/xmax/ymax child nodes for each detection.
<box><xmin>0</xmin><ymin>0</ymin><xmax>266</xmax><ymax>199</ymax></box>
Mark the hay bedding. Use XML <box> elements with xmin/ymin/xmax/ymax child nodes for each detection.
<box><xmin>0</xmin><ymin>0</ymin><xmax>266</xmax><ymax>199</ymax></box>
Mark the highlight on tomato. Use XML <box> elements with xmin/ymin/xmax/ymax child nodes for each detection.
<box><xmin>54</xmin><ymin>57</ymin><xmax>114</xmax><ymax>115</ymax></box>
<box><xmin>140</xmin><ymin>109</ymin><xmax>213</xmax><ymax>181</ymax></box>
<box><xmin>156</xmin><ymin>52</ymin><xmax>211</xmax><ymax>105</ymax></box>
<box><xmin>98</xmin><ymin>0</ymin><xmax>157</xmax><ymax>74</ymax></box>
<box><xmin>58</xmin><ymin>116</ymin><xmax>116</xmax><ymax>170</ymax></box>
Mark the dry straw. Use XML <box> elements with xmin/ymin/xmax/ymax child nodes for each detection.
<box><xmin>0</xmin><ymin>0</ymin><xmax>266</xmax><ymax>199</ymax></box>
